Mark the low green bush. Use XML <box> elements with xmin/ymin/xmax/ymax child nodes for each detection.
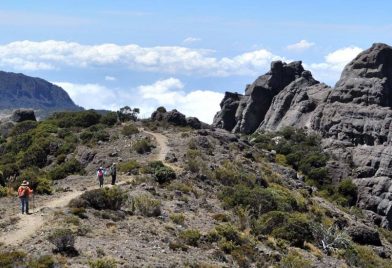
<box><xmin>71</xmin><ymin>186</ymin><xmax>127</xmax><ymax>210</ymax></box>
<box><xmin>35</xmin><ymin>178</ymin><xmax>53</xmax><ymax>195</ymax></box>
<box><xmin>0</xmin><ymin>251</ymin><xmax>27</xmax><ymax>267</ymax></box>
<box><xmin>337</xmin><ymin>179</ymin><xmax>358</xmax><ymax>206</ymax></box>
<box><xmin>50</xmin><ymin>110</ymin><xmax>101</xmax><ymax>128</ymax></box>
<box><xmin>100</xmin><ymin>112</ymin><xmax>118</xmax><ymax>126</ymax></box>
<box><xmin>179</xmin><ymin>229</ymin><xmax>201</xmax><ymax>246</ymax></box>
<box><xmin>130</xmin><ymin>193</ymin><xmax>161</xmax><ymax>217</ymax></box>
<box><xmin>170</xmin><ymin>213</ymin><xmax>185</xmax><ymax>225</ymax></box>
<box><xmin>118</xmin><ymin>160</ymin><xmax>140</xmax><ymax>173</ymax></box>
<box><xmin>219</xmin><ymin>184</ymin><xmax>302</xmax><ymax>217</ymax></box>
<box><xmin>89</xmin><ymin>257</ymin><xmax>117</xmax><ymax>268</ymax></box>
<box><xmin>214</xmin><ymin>161</ymin><xmax>258</xmax><ymax>187</ymax></box>
<box><xmin>133</xmin><ymin>138</ymin><xmax>154</xmax><ymax>154</ymax></box>
<box><xmin>48</xmin><ymin>158</ymin><xmax>84</xmax><ymax>180</ymax></box>
<box><xmin>281</xmin><ymin>249</ymin><xmax>312</xmax><ymax>268</ymax></box>
<box><xmin>252</xmin><ymin>211</ymin><xmax>313</xmax><ymax>247</ymax></box>
<box><xmin>11</xmin><ymin>121</ymin><xmax>38</xmax><ymax>136</ymax></box>
<box><xmin>47</xmin><ymin>228</ymin><xmax>77</xmax><ymax>255</ymax></box>
<box><xmin>154</xmin><ymin>165</ymin><xmax>176</xmax><ymax>184</ymax></box>
<box><xmin>121</xmin><ymin>124</ymin><xmax>139</xmax><ymax>137</ymax></box>
<box><xmin>28</xmin><ymin>255</ymin><xmax>56</xmax><ymax>268</ymax></box>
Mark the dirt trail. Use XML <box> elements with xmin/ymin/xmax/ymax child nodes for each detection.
<box><xmin>141</xmin><ymin>129</ymin><xmax>182</xmax><ymax>172</ymax></box>
<box><xmin>1</xmin><ymin>129</ymin><xmax>171</xmax><ymax>246</ymax></box>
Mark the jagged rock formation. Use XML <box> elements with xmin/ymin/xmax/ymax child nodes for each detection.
<box><xmin>213</xmin><ymin>43</ymin><xmax>392</xmax><ymax>228</ymax></box>
<box><xmin>0</xmin><ymin>71</ymin><xmax>81</xmax><ymax>115</ymax></box>
<box><xmin>151</xmin><ymin>106</ymin><xmax>208</xmax><ymax>129</ymax></box>
<box><xmin>213</xmin><ymin>61</ymin><xmax>307</xmax><ymax>134</ymax></box>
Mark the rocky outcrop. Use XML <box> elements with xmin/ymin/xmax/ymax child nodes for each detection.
<box><xmin>213</xmin><ymin>43</ymin><xmax>392</xmax><ymax>228</ymax></box>
<box><xmin>213</xmin><ymin>61</ymin><xmax>306</xmax><ymax>134</ymax></box>
<box><xmin>0</xmin><ymin>71</ymin><xmax>82</xmax><ymax>115</ymax></box>
<box><xmin>151</xmin><ymin>107</ymin><xmax>208</xmax><ymax>129</ymax></box>
<box><xmin>11</xmin><ymin>109</ymin><xmax>36</xmax><ymax>122</ymax></box>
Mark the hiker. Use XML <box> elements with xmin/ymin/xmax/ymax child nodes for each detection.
<box><xmin>110</xmin><ymin>163</ymin><xmax>117</xmax><ymax>185</ymax></box>
<box><xmin>18</xmin><ymin>180</ymin><xmax>33</xmax><ymax>214</ymax></box>
<box><xmin>97</xmin><ymin>167</ymin><xmax>105</xmax><ymax>188</ymax></box>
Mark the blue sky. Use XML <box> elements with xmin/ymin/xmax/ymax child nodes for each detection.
<box><xmin>0</xmin><ymin>0</ymin><xmax>391</xmax><ymax>122</ymax></box>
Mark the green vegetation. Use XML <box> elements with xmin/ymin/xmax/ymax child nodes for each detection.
<box><xmin>142</xmin><ymin>161</ymin><xmax>176</xmax><ymax>184</ymax></box>
<box><xmin>133</xmin><ymin>138</ymin><xmax>154</xmax><ymax>154</ymax></box>
<box><xmin>170</xmin><ymin>213</ymin><xmax>185</xmax><ymax>225</ymax></box>
<box><xmin>118</xmin><ymin>160</ymin><xmax>140</xmax><ymax>173</ymax></box>
<box><xmin>100</xmin><ymin>112</ymin><xmax>118</xmax><ymax>126</ymax></box>
<box><xmin>252</xmin><ymin>127</ymin><xmax>329</xmax><ymax>186</ymax></box>
<box><xmin>129</xmin><ymin>193</ymin><xmax>161</xmax><ymax>217</ymax></box>
<box><xmin>70</xmin><ymin>186</ymin><xmax>127</xmax><ymax>211</ymax></box>
<box><xmin>89</xmin><ymin>258</ymin><xmax>117</xmax><ymax>268</ymax></box>
<box><xmin>121</xmin><ymin>124</ymin><xmax>139</xmax><ymax>137</ymax></box>
<box><xmin>48</xmin><ymin>158</ymin><xmax>84</xmax><ymax>181</ymax></box>
<box><xmin>179</xmin><ymin>229</ymin><xmax>201</xmax><ymax>246</ymax></box>
<box><xmin>0</xmin><ymin>251</ymin><xmax>26</xmax><ymax>267</ymax></box>
<box><xmin>47</xmin><ymin>228</ymin><xmax>77</xmax><ymax>255</ymax></box>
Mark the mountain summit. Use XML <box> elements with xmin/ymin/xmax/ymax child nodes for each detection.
<box><xmin>0</xmin><ymin>71</ymin><xmax>81</xmax><ymax>115</ymax></box>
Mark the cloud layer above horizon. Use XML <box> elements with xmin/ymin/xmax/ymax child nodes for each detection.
<box><xmin>0</xmin><ymin>40</ymin><xmax>364</xmax><ymax>123</ymax></box>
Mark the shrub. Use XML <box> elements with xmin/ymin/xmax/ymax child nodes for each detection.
<box><xmin>48</xmin><ymin>158</ymin><xmax>84</xmax><ymax>180</ymax></box>
<box><xmin>214</xmin><ymin>161</ymin><xmax>257</xmax><ymax>187</ymax></box>
<box><xmin>50</xmin><ymin>110</ymin><xmax>101</xmax><ymax>128</ymax></box>
<box><xmin>280</xmin><ymin>249</ymin><xmax>312</xmax><ymax>268</ymax></box>
<box><xmin>47</xmin><ymin>228</ymin><xmax>78</xmax><ymax>255</ymax></box>
<box><xmin>89</xmin><ymin>258</ymin><xmax>117</xmax><ymax>268</ymax></box>
<box><xmin>170</xmin><ymin>213</ymin><xmax>185</xmax><ymax>225</ymax></box>
<box><xmin>133</xmin><ymin>138</ymin><xmax>153</xmax><ymax>154</ymax></box>
<box><xmin>252</xmin><ymin>211</ymin><xmax>313</xmax><ymax>247</ymax></box>
<box><xmin>118</xmin><ymin>160</ymin><xmax>140</xmax><ymax>173</ymax></box>
<box><xmin>154</xmin><ymin>165</ymin><xmax>176</xmax><ymax>184</ymax></box>
<box><xmin>0</xmin><ymin>186</ymin><xmax>8</xmax><ymax>197</ymax></box>
<box><xmin>121</xmin><ymin>124</ymin><xmax>139</xmax><ymax>137</ymax></box>
<box><xmin>219</xmin><ymin>184</ymin><xmax>301</xmax><ymax>217</ymax></box>
<box><xmin>117</xmin><ymin>106</ymin><xmax>139</xmax><ymax>122</ymax></box>
<box><xmin>179</xmin><ymin>229</ymin><xmax>201</xmax><ymax>247</ymax></box>
<box><xmin>337</xmin><ymin>179</ymin><xmax>358</xmax><ymax>206</ymax></box>
<box><xmin>28</xmin><ymin>255</ymin><xmax>56</xmax><ymax>268</ymax></box>
<box><xmin>11</xmin><ymin>120</ymin><xmax>38</xmax><ymax>136</ymax></box>
<box><xmin>0</xmin><ymin>251</ymin><xmax>26</xmax><ymax>267</ymax></box>
<box><xmin>35</xmin><ymin>178</ymin><xmax>53</xmax><ymax>195</ymax></box>
<box><xmin>130</xmin><ymin>193</ymin><xmax>161</xmax><ymax>217</ymax></box>
<box><xmin>72</xmin><ymin>186</ymin><xmax>127</xmax><ymax>210</ymax></box>
<box><xmin>100</xmin><ymin>112</ymin><xmax>118</xmax><ymax>126</ymax></box>
<box><xmin>70</xmin><ymin>207</ymin><xmax>87</xmax><ymax>219</ymax></box>
<box><xmin>275</xmin><ymin>154</ymin><xmax>288</xmax><ymax>166</ymax></box>
<box><xmin>215</xmin><ymin>224</ymin><xmax>243</xmax><ymax>246</ymax></box>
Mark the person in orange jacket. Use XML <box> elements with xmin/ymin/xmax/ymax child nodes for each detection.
<box><xmin>18</xmin><ymin>180</ymin><xmax>33</xmax><ymax>214</ymax></box>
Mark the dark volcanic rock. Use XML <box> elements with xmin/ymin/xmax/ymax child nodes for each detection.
<box><xmin>151</xmin><ymin>107</ymin><xmax>208</xmax><ymax>129</ymax></box>
<box><xmin>347</xmin><ymin>225</ymin><xmax>382</xmax><ymax>246</ymax></box>
<box><xmin>0</xmin><ymin>71</ymin><xmax>81</xmax><ymax>113</ymax></box>
<box><xmin>213</xmin><ymin>43</ymin><xmax>392</xmax><ymax>227</ymax></box>
<box><xmin>213</xmin><ymin>92</ymin><xmax>244</xmax><ymax>131</ymax></box>
<box><xmin>11</xmin><ymin>109</ymin><xmax>36</xmax><ymax>122</ymax></box>
<box><xmin>213</xmin><ymin>61</ymin><xmax>306</xmax><ymax>134</ymax></box>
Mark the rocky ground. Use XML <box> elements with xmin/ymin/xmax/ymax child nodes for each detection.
<box><xmin>0</xmin><ymin>119</ymin><xmax>391</xmax><ymax>267</ymax></box>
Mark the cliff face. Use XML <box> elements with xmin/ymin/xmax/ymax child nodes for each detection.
<box><xmin>213</xmin><ymin>43</ymin><xmax>392</xmax><ymax>228</ymax></box>
<box><xmin>0</xmin><ymin>71</ymin><xmax>81</xmax><ymax>113</ymax></box>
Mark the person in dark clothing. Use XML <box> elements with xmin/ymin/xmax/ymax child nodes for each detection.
<box><xmin>110</xmin><ymin>163</ymin><xmax>117</xmax><ymax>185</ymax></box>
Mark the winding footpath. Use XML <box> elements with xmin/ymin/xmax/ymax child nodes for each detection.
<box><xmin>0</xmin><ymin>129</ymin><xmax>171</xmax><ymax>246</ymax></box>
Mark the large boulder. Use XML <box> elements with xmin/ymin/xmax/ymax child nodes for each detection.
<box><xmin>347</xmin><ymin>225</ymin><xmax>382</xmax><ymax>246</ymax></box>
<box><xmin>212</xmin><ymin>92</ymin><xmax>244</xmax><ymax>131</ymax></box>
<box><xmin>11</xmin><ymin>109</ymin><xmax>36</xmax><ymax>122</ymax></box>
<box><xmin>150</xmin><ymin>107</ymin><xmax>208</xmax><ymax>129</ymax></box>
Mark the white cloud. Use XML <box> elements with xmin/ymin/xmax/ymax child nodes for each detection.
<box><xmin>0</xmin><ymin>40</ymin><xmax>283</xmax><ymax>76</ymax></box>
<box><xmin>138</xmin><ymin>78</ymin><xmax>223</xmax><ymax>123</ymax></box>
<box><xmin>105</xmin><ymin>76</ymin><xmax>116</xmax><ymax>81</ymax></box>
<box><xmin>286</xmin><ymin>40</ymin><xmax>315</xmax><ymax>51</ymax></box>
<box><xmin>307</xmin><ymin>46</ymin><xmax>363</xmax><ymax>84</ymax></box>
<box><xmin>54</xmin><ymin>78</ymin><xmax>223</xmax><ymax>123</ymax></box>
<box><xmin>182</xmin><ymin>37</ymin><xmax>201</xmax><ymax>44</ymax></box>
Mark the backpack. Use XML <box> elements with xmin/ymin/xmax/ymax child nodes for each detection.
<box><xmin>18</xmin><ymin>187</ymin><xmax>27</xmax><ymax>198</ymax></box>
<box><xmin>98</xmin><ymin>169</ymin><xmax>103</xmax><ymax>177</ymax></box>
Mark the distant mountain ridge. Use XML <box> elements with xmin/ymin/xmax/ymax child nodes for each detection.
<box><xmin>0</xmin><ymin>71</ymin><xmax>82</xmax><ymax>116</ymax></box>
